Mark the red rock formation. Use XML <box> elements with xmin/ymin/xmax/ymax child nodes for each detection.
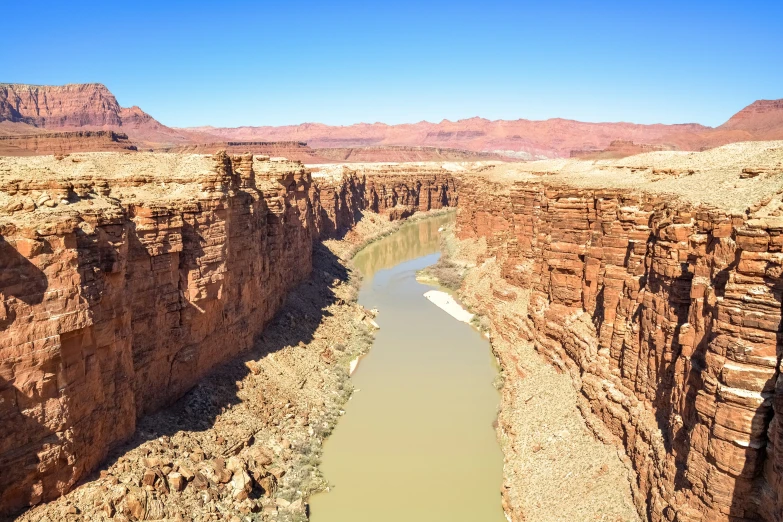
<box><xmin>305</xmin><ymin>145</ymin><xmax>512</xmax><ymax>163</ymax></box>
<box><xmin>0</xmin><ymin>83</ymin><xmax>199</xmax><ymax>147</ymax></box>
<box><xmin>570</xmin><ymin>140</ymin><xmax>675</xmax><ymax>160</ymax></box>
<box><xmin>188</xmin><ymin>99</ymin><xmax>783</xmax><ymax>159</ymax></box>
<box><xmin>0</xmin><ymin>153</ymin><xmax>456</xmax><ymax>516</ymax></box>
<box><xmin>0</xmin><ymin>131</ymin><xmax>137</xmax><ymax>156</ymax></box>
<box><xmin>718</xmin><ymin>99</ymin><xmax>783</xmax><ymax>139</ymax></box>
<box><xmin>3</xmin><ymin>83</ymin><xmax>783</xmax><ymax>159</ymax></box>
<box><xmin>457</xmin><ymin>178</ymin><xmax>783</xmax><ymax>522</ymax></box>
<box><xmin>0</xmin><ymin>83</ymin><xmax>125</xmax><ymax>127</ymax></box>
<box><xmin>158</xmin><ymin>142</ymin><xmax>508</xmax><ymax>163</ymax></box>
<box><xmin>188</xmin><ymin>118</ymin><xmax>710</xmax><ymax>160</ymax></box>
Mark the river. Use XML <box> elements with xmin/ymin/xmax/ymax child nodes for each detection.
<box><xmin>310</xmin><ymin>213</ymin><xmax>506</xmax><ymax>522</ymax></box>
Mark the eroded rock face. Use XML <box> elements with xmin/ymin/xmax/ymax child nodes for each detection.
<box><xmin>0</xmin><ymin>152</ymin><xmax>456</xmax><ymax>516</ymax></box>
<box><xmin>0</xmin><ymin>83</ymin><xmax>127</xmax><ymax>128</ymax></box>
<box><xmin>457</xmin><ymin>178</ymin><xmax>783</xmax><ymax>522</ymax></box>
<box><xmin>0</xmin><ymin>131</ymin><xmax>137</xmax><ymax>156</ymax></box>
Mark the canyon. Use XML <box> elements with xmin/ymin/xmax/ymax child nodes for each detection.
<box><xmin>1</xmin><ymin>141</ymin><xmax>782</xmax><ymax>521</ymax></box>
<box><xmin>3</xmin><ymin>82</ymin><xmax>783</xmax><ymax>522</ymax></box>
<box><xmin>449</xmin><ymin>141</ymin><xmax>783</xmax><ymax>521</ymax></box>
<box><xmin>0</xmin><ymin>152</ymin><xmax>456</xmax><ymax>519</ymax></box>
<box><xmin>3</xmin><ymin>83</ymin><xmax>783</xmax><ymax>160</ymax></box>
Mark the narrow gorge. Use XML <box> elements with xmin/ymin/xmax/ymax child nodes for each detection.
<box><xmin>2</xmin><ymin>141</ymin><xmax>783</xmax><ymax>522</ymax></box>
<box><xmin>0</xmin><ymin>153</ymin><xmax>456</xmax><ymax>519</ymax></box>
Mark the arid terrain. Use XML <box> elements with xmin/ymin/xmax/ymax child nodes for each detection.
<box><xmin>3</xmin><ymin>79</ymin><xmax>783</xmax><ymax>522</ymax></box>
<box><xmin>2</xmin><ymin>83</ymin><xmax>783</xmax><ymax>160</ymax></box>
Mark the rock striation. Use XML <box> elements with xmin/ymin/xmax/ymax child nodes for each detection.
<box><xmin>0</xmin><ymin>152</ymin><xmax>455</xmax><ymax>516</ymax></box>
<box><xmin>0</xmin><ymin>83</ymin><xmax>198</xmax><ymax>148</ymax></box>
<box><xmin>0</xmin><ymin>131</ymin><xmax>137</xmax><ymax>156</ymax></box>
<box><xmin>456</xmin><ymin>170</ymin><xmax>783</xmax><ymax>521</ymax></box>
<box><xmin>720</xmin><ymin>100</ymin><xmax>783</xmax><ymax>137</ymax></box>
<box><xmin>3</xmin><ymin>82</ymin><xmax>783</xmax><ymax>160</ymax></box>
<box><xmin>157</xmin><ymin>142</ymin><xmax>508</xmax><ymax>164</ymax></box>
<box><xmin>184</xmin><ymin>99</ymin><xmax>783</xmax><ymax>159</ymax></box>
<box><xmin>570</xmin><ymin>140</ymin><xmax>676</xmax><ymax>160</ymax></box>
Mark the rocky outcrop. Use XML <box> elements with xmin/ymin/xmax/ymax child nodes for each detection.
<box><xmin>718</xmin><ymin>100</ymin><xmax>783</xmax><ymax>139</ymax></box>
<box><xmin>3</xmin><ymin>82</ymin><xmax>783</xmax><ymax>159</ymax></box>
<box><xmin>0</xmin><ymin>152</ymin><xmax>456</xmax><ymax>516</ymax></box>
<box><xmin>456</xmin><ymin>177</ymin><xmax>783</xmax><ymax>522</ymax></box>
<box><xmin>0</xmin><ymin>84</ymin><xmax>126</xmax><ymax>128</ymax></box>
<box><xmin>0</xmin><ymin>131</ymin><xmax>137</xmax><ymax>156</ymax></box>
<box><xmin>0</xmin><ymin>83</ymin><xmax>198</xmax><ymax>147</ymax></box>
<box><xmin>570</xmin><ymin>140</ymin><xmax>676</xmax><ymax>160</ymax></box>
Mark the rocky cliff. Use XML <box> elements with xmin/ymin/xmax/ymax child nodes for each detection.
<box><xmin>454</xmin><ymin>144</ymin><xmax>783</xmax><ymax>521</ymax></box>
<box><xmin>0</xmin><ymin>83</ymin><xmax>126</xmax><ymax>128</ymax></box>
<box><xmin>719</xmin><ymin>100</ymin><xmax>783</xmax><ymax>139</ymax></box>
<box><xmin>570</xmin><ymin>140</ymin><xmax>676</xmax><ymax>160</ymax></box>
<box><xmin>0</xmin><ymin>152</ymin><xmax>456</xmax><ymax>516</ymax></box>
<box><xmin>0</xmin><ymin>84</ymin><xmax>198</xmax><ymax>148</ymax></box>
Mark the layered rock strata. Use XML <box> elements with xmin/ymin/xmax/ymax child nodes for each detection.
<box><xmin>0</xmin><ymin>152</ymin><xmax>455</xmax><ymax>516</ymax></box>
<box><xmin>0</xmin><ymin>131</ymin><xmax>137</xmax><ymax>156</ymax></box>
<box><xmin>157</xmin><ymin>142</ymin><xmax>507</xmax><ymax>163</ymax></box>
<box><xmin>456</xmin><ymin>176</ymin><xmax>783</xmax><ymax>522</ymax></box>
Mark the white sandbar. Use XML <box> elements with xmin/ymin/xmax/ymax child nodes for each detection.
<box><xmin>423</xmin><ymin>290</ymin><xmax>474</xmax><ymax>323</ymax></box>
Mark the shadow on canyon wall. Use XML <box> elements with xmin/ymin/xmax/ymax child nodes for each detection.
<box><xmin>95</xmin><ymin>241</ymin><xmax>352</xmax><ymax>482</ymax></box>
<box><xmin>0</xmin><ymin>235</ymin><xmax>56</xmax><ymax>517</ymax></box>
<box><xmin>650</xmin><ymin>241</ymin><xmax>777</xmax><ymax>520</ymax></box>
<box><xmin>0</xmin><ymin>234</ymin><xmax>49</xmax><ymax>308</ymax></box>
<box><xmin>0</xmin><ymin>372</ymin><xmax>60</xmax><ymax>521</ymax></box>
<box><xmin>0</xmin><ymin>227</ymin><xmax>351</xmax><ymax>518</ymax></box>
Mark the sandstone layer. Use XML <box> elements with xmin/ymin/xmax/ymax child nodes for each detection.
<box><xmin>452</xmin><ymin>141</ymin><xmax>783</xmax><ymax>521</ymax></box>
<box><xmin>4</xmin><ymin>83</ymin><xmax>783</xmax><ymax>160</ymax></box>
<box><xmin>0</xmin><ymin>152</ymin><xmax>456</xmax><ymax>517</ymax></box>
<box><xmin>187</xmin><ymin>118</ymin><xmax>708</xmax><ymax>160</ymax></box>
<box><xmin>158</xmin><ymin>142</ymin><xmax>509</xmax><ymax>164</ymax></box>
<box><xmin>570</xmin><ymin>140</ymin><xmax>676</xmax><ymax>160</ymax></box>
<box><xmin>0</xmin><ymin>132</ymin><xmax>137</xmax><ymax>156</ymax></box>
<box><xmin>0</xmin><ymin>84</ymin><xmax>200</xmax><ymax>148</ymax></box>
<box><xmin>187</xmin><ymin>100</ymin><xmax>783</xmax><ymax>159</ymax></box>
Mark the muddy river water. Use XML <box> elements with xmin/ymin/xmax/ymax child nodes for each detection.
<box><xmin>310</xmin><ymin>214</ymin><xmax>507</xmax><ymax>522</ymax></box>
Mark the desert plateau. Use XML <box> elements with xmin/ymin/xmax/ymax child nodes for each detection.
<box><xmin>3</xmin><ymin>2</ymin><xmax>783</xmax><ymax>522</ymax></box>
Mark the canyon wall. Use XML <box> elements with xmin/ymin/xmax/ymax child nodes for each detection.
<box><xmin>0</xmin><ymin>153</ymin><xmax>456</xmax><ymax>516</ymax></box>
<box><xmin>0</xmin><ymin>131</ymin><xmax>137</xmax><ymax>156</ymax></box>
<box><xmin>0</xmin><ymin>83</ymin><xmax>200</xmax><ymax>147</ymax></box>
<box><xmin>457</xmin><ymin>178</ymin><xmax>782</xmax><ymax>522</ymax></box>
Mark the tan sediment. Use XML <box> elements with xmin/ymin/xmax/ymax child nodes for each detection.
<box><xmin>423</xmin><ymin>289</ymin><xmax>474</xmax><ymax>323</ymax></box>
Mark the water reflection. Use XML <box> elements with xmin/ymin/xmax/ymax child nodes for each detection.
<box><xmin>353</xmin><ymin>213</ymin><xmax>453</xmax><ymax>280</ymax></box>
<box><xmin>310</xmin><ymin>213</ymin><xmax>506</xmax><ymax>522</ymax></box>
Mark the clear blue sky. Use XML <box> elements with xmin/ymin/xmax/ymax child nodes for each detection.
<box><xmin>5</xmin><ymin>1</ymin><xmax>781</xmax><ymax>128</ymax></box>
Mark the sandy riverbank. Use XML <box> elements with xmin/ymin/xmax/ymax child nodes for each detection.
<box><xmin>429</xmin><ymin>222</ymin><xmax>641</xmax><ymax>522</ymax></box>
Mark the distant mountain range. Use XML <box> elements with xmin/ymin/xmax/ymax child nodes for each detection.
<box><xmin>1</xmin><ymin>82</ymin><xmax>781</xmax><ymax>160</ymax></box>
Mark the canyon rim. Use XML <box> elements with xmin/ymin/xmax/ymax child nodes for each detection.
<box><xmin>3</xmin><ymin>1</ymin><xmax>783</xmax><ymax>521</ymax></box>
